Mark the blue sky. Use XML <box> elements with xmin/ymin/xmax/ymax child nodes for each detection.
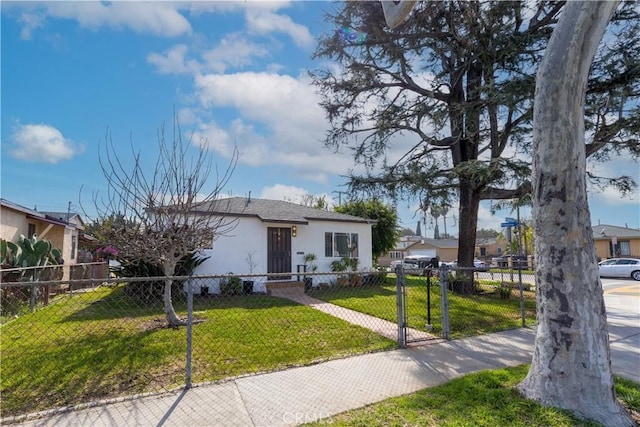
<box><xmin>1</xmin><ymin>1</ymin><xmax>638</xmax><ymax>237</ymax></box>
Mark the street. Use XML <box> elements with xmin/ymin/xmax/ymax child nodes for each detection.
<box><xmin>602</xmin><ymin>278</ymin><xmax>640</xmax><ymax>382</ymax></box>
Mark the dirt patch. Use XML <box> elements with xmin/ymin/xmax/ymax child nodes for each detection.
<box><xmin>137</xmin><ymin>317</ymin><xmax>206</xmax><ymax>331</ymax></box>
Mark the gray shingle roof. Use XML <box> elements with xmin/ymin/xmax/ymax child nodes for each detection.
<box><xmin>40</xmin><ymin>211</ymin><xmax>81</xmax><ymax>223</ymax></box>
<box><xmin>191</xmin><ymin>197</ymin><xmax>374</xmax><ymax>224</ymax></box>
<box><xmin>592</xmin><ymin>224</ymin><xmax>640</xmax><ymax>239</ymax></box>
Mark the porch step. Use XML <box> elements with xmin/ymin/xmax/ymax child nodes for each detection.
<box><xmin>266</xmin><ymin>281</ymin><xmax>305</xmax><ymax>296</ymax></box>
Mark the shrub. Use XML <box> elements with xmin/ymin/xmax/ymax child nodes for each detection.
<box><xmin>220</xmin><ymin>276</ymin><xmax>243</xmax><ymax>296</ymax></box>
<box><xmin>116</xmin><ymin>253</ymin><xmax>208</xmax><ymax>300</ymax></box>
<box><xmin>447</xmin><ymin>272</ymin><xmax>477</xmax><ymax>294</ymax></box>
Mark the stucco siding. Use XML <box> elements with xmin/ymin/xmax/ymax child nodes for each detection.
<box><xmin>191</xmin><ymin>217</ymin><xmax>374</xmax><ymax>281</ymax></box>
<box><xmin>595</xmin><ymin>238</ymin><xmax>640</xmax><ymax>259</ymax></box>
<box><xmin>0</xmin><ymin>207</ymin><xmax>27</xmax><ymax>242</ymax></box>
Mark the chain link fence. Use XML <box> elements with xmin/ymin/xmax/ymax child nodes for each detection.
<box><xmin>1</xmin><ymin>266</ymin><xmax>536</xmax><ymax>424</ymax></box>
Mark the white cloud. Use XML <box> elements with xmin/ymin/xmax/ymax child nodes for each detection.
<box><xmin>194</xmin><ymin>71</ymin><xmax>324</xmax><ymax>139</ymax></box>
<box><xmin>146</xmin><ymin>44</ymin><xmax>200</xmax><ymax>75</ymax></box>
<box><xmin>259</xmin><ymin>184</ymin><xmax>309</xmax><ymax>202</ymax></box>
<box><xmin>245</xmin><ymin>8</ymin><xmax>314</xmax><ymax>49</ymax></box>
<box><xmin>8</xmin><ymin>123</ymin><xmax>82</xmax><ymax>163</ymax></box>
<box><xmin>591</xmin><ymin>186</ymin><xmax>640</xmax><ymax>206</ymax></box>
<box><xmin>11</xmin><ymin>2</ymin><xmax>192</xmax><ymax>38</ymax></box>
<box><xmin>176</xmin><ymin>107</ymin><xmax>199</xmax><ymax>125</ymax></box>
<box><xmin>18</xmin><ymin>11</ymin><xmax>45</xmax><ymax>40</ymax></box>
<box><xmin>587</xmin><ymin>159</ymin><xmax>640</xmax><ymax>205</ymax></box>
<box><xmin>147</xmin><ymin>34</ymin><xmax>272</xmax><ymax>76</ymax></box>
<box><xmin>9</xmin><ymin>1</ymin><xmax>313</xmax><ymax>44</ymax></box>
<box><xmin>190</xmin><ymin>121</ymin><xmax>234</xmax><ymax>158</ymax></box>
<box><xmin>202</xmin><ymin>33</ymin><xmax>270</xmax><ymax>73</ymax></box>
<box><xmin>190</xmin><ymin>70</ymin><xmax>368</xmax><ymax>181</ymax></box>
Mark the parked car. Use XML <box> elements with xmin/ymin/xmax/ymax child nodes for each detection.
<box><xmin>388</xmin><ymin>260</ymin><xmax>403</xmax><ymax>270</ymax></box>
<box><xmin>473</xmin><ymin>259</ymin><xmax>490</xmax><ymax>271</ymax></box>
<box><xmin>598</xmin><ymin>258</ymin><xmax>640</xmax><ymax>281</ymax></box>
<box><xmin>495</xmin><ymin>255</ymin><xmax>528</xmax><ymax>270</ymax></box>
<box><xmin>441</xmin><ymin>259</ymin><xmax>490</xmax><ymax>272</ymax></box>
<box><xmin>388</xmin><ymin>256</ymin><xmax>439</xmax><ymax>275</ymax></box>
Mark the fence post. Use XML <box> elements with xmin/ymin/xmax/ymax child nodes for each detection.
<box><xmin>518</xmin><ymin>268</ymin><xmax>525</xmax><ymax>327</ymax></box>
<box><xmin>439</xmin><ymin>266</ymin><xmax>450</xmax><ymax>339</ymax></box>
<box><xmin>395</xmin><ymin>265</ymin><xmax>406</xmax><ymax>348</ymax></box>
<box><xmin>30</xmin><ymin>283</ymin><xmax>36</xmax><ymax>312</ymax></box>
<box><xmin>185</xmin><ymin>274</ymin><xmax>193</xmax><ymax>389</ymax></box>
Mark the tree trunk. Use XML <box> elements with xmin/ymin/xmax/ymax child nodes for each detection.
<box><xmin>454</xmin><ymin>180</ymin><xmax>480</xmax><ymax>294</ymax></box>
<box><xmin>162</xmin><ymin>259</ymin><xmax>187</xmax><ymax>327</ymax></box>
<box><xmin>518</xmin><ymin>2</ymin><xmax>634</xmax><ymax>425</ymax></box>
<box><xmin>457</xmin><ymin>181</ymin><xmax>480</xmax><ymax>266</ymax></box>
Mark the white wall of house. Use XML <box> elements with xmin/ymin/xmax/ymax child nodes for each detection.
<box><xmin>299</xmin><ymin>219</ymin><xmax>373</xmax><ymax>272</ymax></box>
<box><xmin>189</xmin><ymin>216</ymin><xmax>373</xmax><ymax>294</ymax></box>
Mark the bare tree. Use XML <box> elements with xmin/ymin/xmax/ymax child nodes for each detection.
<box><xmin>88</xmin><ymin>117</ymin><xmax>238</xmax><ymax>327</ymax></box>
<box><xmin>519</xmin><ymin>1</ymin><xmax>634</xmax><ymax>425</ymax></box>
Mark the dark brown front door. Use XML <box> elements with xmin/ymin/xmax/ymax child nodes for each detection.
<box><xmin>267</xmin><ymin>227</ymin><xmax>291</xmax><ymax>280</ymax></box>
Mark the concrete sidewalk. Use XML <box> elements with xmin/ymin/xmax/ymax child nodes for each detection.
<box><xmin>12</xmin><ymin>325</ymin><xmax>639</xmax><ymax>427</ymax></box>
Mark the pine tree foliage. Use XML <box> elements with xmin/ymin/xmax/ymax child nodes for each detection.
<box><xmin>312</xmin><ymin>1</ymin><xmax>639</xmax><ymax>267</ymax></box>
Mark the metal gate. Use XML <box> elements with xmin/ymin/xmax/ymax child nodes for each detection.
<box><xmin>395</xmin><ymin>265</ymin><xmax>450</xmax><ymax>347</ymax></box>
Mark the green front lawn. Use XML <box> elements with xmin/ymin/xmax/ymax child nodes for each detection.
<box><xmin>1</xmin><ymin>285</ymin><xmax>395</xmax><ymax>417</ymax></box>
<box><xmin>311</xmin><ymin>365</ymin><xmax>640</xmax><ymax>426</ymax></box>
<box><xmin>309</xmin><ymin>276</ymin><xmax>536</xmax><ymax>338</ymax></box>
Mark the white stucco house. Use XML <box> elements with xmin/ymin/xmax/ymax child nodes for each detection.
<box><xmin>188</xmin><ymin>197</ymin><xmax>376</xmax><ymax>294</ymax></box>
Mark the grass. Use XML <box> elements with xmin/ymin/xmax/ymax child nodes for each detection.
<box><xmin>308</xmin><ymin>276</ymin><xmax>536</xmax><ymax>339</ymax></box>
<box><xmin>308</xmin><ymin>365</ymin><xmax>640</xmax><ymax>426</ymax></box>
<box><xmin>0</xmin><ymin>284</ymin><xmax>395</xmax><ymax>417</ymax></box>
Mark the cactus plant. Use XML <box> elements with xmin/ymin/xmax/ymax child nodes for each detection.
<box><xmin>16</xmin><ymin>235</ymin><xmax>51</xmax><ymax>268</ymax></box>
<box><xmin>1</xmin><ymin>236</ymin><xmax>62</xmax><ymax>281</ymax></box>
<box><xmin>1</xmin><ymin>239</ymin><xmax>21</xmax><ymax>267</ymax></box>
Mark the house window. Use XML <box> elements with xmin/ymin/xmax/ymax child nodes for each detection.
<box><xmin>27</xmin><ymin>223</ymin><xmax>36</xmax><ymax>238</ymax></box>
<box><xmin>71</xmin><ymin>235</ymin><xmax>77</xmax><ymax>260</ymax></box>
<box><xmin>619</xmin><ymin>241</ymin><xmax>631</xmax><ymax>256</ymax></box>
<box><xmin>325</xmin><ymin>232</ymin><xmax>359</xmax><ymax>258</ymax></box>
<box><xmin>497</xmin><ymin>247</ymin><xmax>503</xmax><ymax>255</ymax></box>
<box><xmin>610</xmin><ymin>241</ymin><xmax>631</xmax><ymax>257</ymax></box>
<box><xmin>479</xmin><ymin>247</ymin><xmax>486</xmax><ymax>256</ymax></box>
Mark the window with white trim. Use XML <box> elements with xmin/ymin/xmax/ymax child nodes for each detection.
<box><xmin>325</xmin><ymin>232</ymin><xmax>359</xmax><ymax>258</ymax></box>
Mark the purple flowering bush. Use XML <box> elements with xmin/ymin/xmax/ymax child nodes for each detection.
<box><xmin>96</xmin><ymin>245</ymin><xmax>119</xmax><ymax>260</ymax></box>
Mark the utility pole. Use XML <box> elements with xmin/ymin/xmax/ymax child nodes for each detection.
<box><xmin>333</xmin><ymin>191</ymin><xmax>348</xmax><ymax>206</ymax></box>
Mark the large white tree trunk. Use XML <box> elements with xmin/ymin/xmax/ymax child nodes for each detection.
<box><xmin>381</xmin><ymin>0</ymin><xmax>416</xmax><ymax>29</ymax></box>
<box><xmin>519</xmin><ymin>2</ymin><xmax>634</xmax><ymax>425</ymax></box>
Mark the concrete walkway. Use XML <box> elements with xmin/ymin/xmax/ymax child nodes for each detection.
<box><xmin>270</xmin><ymin>287</ymin><xmax>440</xmax><ymax>343</ymax></box>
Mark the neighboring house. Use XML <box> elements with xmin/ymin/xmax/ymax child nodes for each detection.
<box><xmin>592</xmin><ymin>224</ymin><xmax>640</xmax><ymax>260</ymax></box>
<box><xmin>379</xmin><ymin>236</ymin><xmax>510</xmax><ymax>266</ymax></box>
<box><xmin>377</xmin><ymin>235</ymin><xmax>422</xmax><ymax>267</ymax></box>
<box><xmin>39</xmin><ymin>211</ymin><xmax>87</xmax><ymax>263</ymax></box>
<box><xmin>405</xmin><ymin>238</ymin><xmax>459</xmax><ymax>262</ymax></box>
<box><xmin>190</xmin><ymin>197</ymin><xmax>376</xmax><ymax>293</ymax></box>
<box><xmin>475</xmin><ymin>238</ymin><xmax>509</xmax><ymax>259</ymax></box>
<box><xmin>0</xmin><ymin>199</ymin><xmax>83</xmax><ymax>274</ymax></box>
